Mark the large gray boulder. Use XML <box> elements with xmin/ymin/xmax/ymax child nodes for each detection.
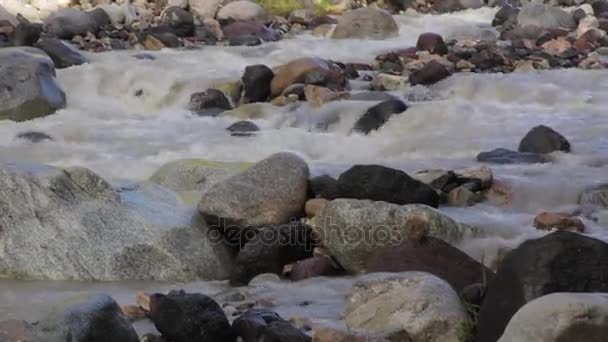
<box><xmin>198</xmin><ymin>152</ymin><xmax>309</xmax><ymax>228</ymax></box>
<box><xmin>309</xmin><ymin>199</ymin><xmax>480</xmax><ymax>273</ymax></box>
<box><xmin>44</xmin><ymin>8</ymin><xmax>98</xmax><ymax>39</ymax></box>
<box><xmin>217</xmin><ymin>0</ymin><xmax>267</xmax><ymax>22</ymax></box>
<box><xmin>189</xmin><ymin>0</ymin><xmax>222</xmax><ymax>19</ymax></box>
<box><xmin>0</xmin><ymin>47</ymin><xmax>66</xmax><ymax>121</ymax></box>
<box><xmin>345</xmin><ymin>272</ymin><xmax>471</xmax><ymax>342</ymax></box>
<box><xmin>332</xmin><ymin>8</ymin><xmax>399</xmax><ymax>40</ymax></box>
<box><xmin>517</xmin><ymin>4</ymin><xmax>576</xmax><ymax>30</ymax></box>
<box><xmin>0</xmin><ymin>161</ymin><xmax>234</xmax><ymax>281</ymax></box>
<box><xmin>32</xmin><ymin>294</ymin><xmax>139</xmax><ymax>342</ymax></box>
<box><xmin>498</xmin><ymin>293</ymin><xmax>608</xmax><ymax>342</ymax></box>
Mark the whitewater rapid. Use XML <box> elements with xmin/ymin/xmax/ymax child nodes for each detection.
<box><xmin>1</xmin><ymin>7</ymin><xmax>608</xmax><ymax>327</ymax></box>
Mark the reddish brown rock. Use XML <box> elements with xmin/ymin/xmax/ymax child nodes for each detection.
<box><xmin>270</xmin><ymin>57</ymin><xmax>333</xmax><ymax>98</ymax></box>
<box><xmin>408</xmin><ymin>60</ymin><xmax>451</xmax><ymax>86</ymax></box>
<box><xmin>288</xmin><ymin>256</ymin><xmax>340</xmax><ymax>281</ymax></box>
<box><xmin>573</xmin><ymin>38</ymin><xmax>594</xmax><ymax>52</ymax></box>
<box><xmin>304</xmin><ymin>85</ymin><xmax>350</xmax><ymax>108</ymax></box>
<box><xmin>542</xmin><ymin>37</ymin><xmax>572</xmax><ymax>56</ymax></box>
<box><xmin>485</xmin><ymin>179</ymin><xmax>513</xmax><ymax>206</ymax></box>
<box><xmin>533</xmin><ymin>212</ymin><xmax>585</xmax><ymax>232</ymax></box>
<box><xmin>305</xmin><ymin>198</ymin><xmax>330</xmax><ymax>218</ymax></box>
<box><xmin>136</xmin><ymin>291</ymin><xmax>152</xmax><ymax>312</ymax></box>
<box><xmin>416</xmin><ymin>32</ymin><xmax>448</xmax><ymax>55</ymax></box>
<box><xmin>366</xmin><ymin>236</ymin><xmax>494</xmax><ymax>292</ymax></box>
<box><xmin>122</xmin><ymin>305</ymin><xmax>147</xmax><ymax>322</ymax></box>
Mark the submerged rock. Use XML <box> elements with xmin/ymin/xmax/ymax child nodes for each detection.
<box><xmin>0</xmin><ymin>47</ymin><xmax>66</xmax><ymax>121</ymax></box>
<box><xmin>332</xmin><ymin>8</ymin><xmax>398</xmax><ymax>40</ymax></box>
<box><xmin>33</xmin><ymin>294</ymin><xmax>139</xmax><ymax>342</ymax></box>
<box><xmin>189</xmin><ymin>89</ymin><xmax>232</xmax><ymax>116</ymax></box>
<box><xmin>476</xmin><ymin>231</ymin><xmax>608</xmax><ymax>342</ymax></box>
<box><xmin>352</xmin><ymin>99</ymin><xmax>408</xmax><ymax>134</ymax></box>
<box><xmin>16</xmin><ymin>131</ymin><xmax>53</xmax><ymax>143</ymax></box>
<box><xmin>345</xmin><ymin>272</ymin><xmax>470</xmax><ymax>341</ymax></box>
<box><xmin>518</xmin><ymin>125</ymin><xmax>571</xmax><ymax>154</ymax></box>
<box><xmin>35</xmin><ymin>37</ymin><xmax>87</xmax><ymax>69</ymax></box>
<box><xmin>0</xmin><ymin>161</ymin><xmax>234</xmax><ymax>280</ymax></box>
<box><xmin>477</xmin><ymin>148</ymin><xmax>549</xmax><ymax>164</ymax></box>
<box><xmin>498</xmin><ymin>293</ymin><xmax>608</xmax><ymax>342</ymax></box>
<box><xmin>310</xmin><ymin>199</ymin><xmax>478</xmax><ymax>273</ymax></box>
<box><xmin>226</xmin><ymin>120</ymin><xmax>260</xmax><ymax>137</ymax></box>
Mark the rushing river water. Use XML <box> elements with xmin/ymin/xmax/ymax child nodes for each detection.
<box><xmin>1</xmin><ymin>7</ymin><xmax>608</xmax><ymax>330</ymax></box>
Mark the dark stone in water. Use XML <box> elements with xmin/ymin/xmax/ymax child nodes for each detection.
<box><xmin>12</xmin><ymin>14</ymin><xmax>42</xmax><ymax>47</ymax></box>
<box><xmin>518</xmin><ymin>125</ymin><xmax>571</xmax><ymax>154</ymax></box>
<box><xmin>336</xmin><ymin>164</ymin><xmax>440</xmax><ymax>208</ymax></box>
<box><xmin>308</xmin><ymin>174</ymin><xmax>339</xmax><ymax>200</ymax></box>
<box><xmin>149</xmin><ymin>290</ymin><xmax>235</xmax><ymax>342</ymax></box>
<box><xmin>349</xmin><ymin>91</ymin><xmax>398</xmax><ymax>102</ymax></box>
<box><xmin>88</xmin><ymin>7</ymin><xmax>112</xmax><ymax>28</ymax></box>
<box><xmin>133</xmin><ymin>53</ymin><xmax>156</xmax><ymax>60</ymax></box>
<box><xmin>189</xmin><ymin>89</ymin><xmax>232</xmax><ymax>116</ymax></box>
<box><xmin>416</xmin><ymin>32</ymin><xmax>448</xmax><ymax>55</ymax></box>
<box><xmin>477</xmin><ymin>148</ymin><xmax>549</xmax><ymax>164</ymax></box>
<box><xmin>229</xmin><ymin>34</ymin><xmax>262</xmax><ymax>46</ymax></box>
<box><xmin>160</xmin><ymin>6</ymin><xmax>195</xmax><ymax>37</ymax></box>
<box><xmin>409</xmin><ymin>60</ymin><xmax>451</xmax><ymax>86</ymax></box>
<box><xmin>242</xmin><ymin>64</ymin><xmax>274</xmax><ymax>103</ymax></box>
<box><xmin>232</xmin><ymin>309</ymin><xmax>283</xmax><ymax>342</ymax></box>
<box><xmin>16</xmin><ymin>131</ymin><xmax>53</xmax><ymax>143</ymax></box>
<box><xmin>476</xmin><ymin>231</ymin><xmax>608</xmax><ymax>342</ymax></box>
<box><xmin>35</xmin><ymin>37</ymin><xmax>87</xmax><ymax>69</ymax></box>
<box><xmin>352</xmin><ymin>99</ymin><xmax>407</xmax><ymax>134</ymax></box>
<box><xmin>150</xmin><ymin>31</ymin><xmax>182</xmax><ymax>48</ymax></box>
<box><xmin>303</xmin><ymin>69</ymin><xmax>347</xmax><ymax>92</ymax></box>
<box><xmin>227</xmin><ymin>120</ymin><xmax>260</xmax><ymax>137</ymax></box>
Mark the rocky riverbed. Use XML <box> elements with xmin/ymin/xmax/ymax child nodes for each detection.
<box><xmin>3</xmin><ymin>0</ymin><xmax>608</xmax><ymax>341</ymax></box>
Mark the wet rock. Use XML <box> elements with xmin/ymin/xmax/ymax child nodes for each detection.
<box><xmin>44</xmin><ymin>8</ymin><xmax>98</xmax><ymax>40</ymax></box>
<box><xmin>0</xmin><ymin>162</ymin><xmax>234</xmax><ymax>280</ymax></box>
<box><xmin>160</xmin><ymin>6</ymin><xmax>195</xmax><ymax>37</ymax></box>
<box><xmin>229</xmin><ymin>34</ymin><xmax>262</xmax><ymax>46</ymax></box>
<box><xmin>476</xmin><ymin>231</ymin><xmax>608</xmax><ymax>342</ymax></box>
<box><xmin>233</xmin><ymin>308</ymin><xmax>283</xmax><ymax>342</ymax></box>
<box><xmin>33</xmin><ymin>294</ymin><xmax>139</xmax><ymax>341</ymax></box>
<box><xmin>149</xmin><ymin>291</ymin><xmax>235</xmax><ymax>342</ymax></box>
<box><xmin>309</xmin><ymin>174</ymin><xmax>340</xmax><ymax>200</ymax></box>
<box><xmin>242</xmin><ymin>64</ymin><xmax>274</xmax><ymax>103</ymax></box>
<box><xmin>144</xmin><ymin>34</ymin><xmax>166</xmax><ymax>50</ymax></box>
<box><xmin>447</xmin><ymin>185</ymin><xmax>483</xmax><ymax>207</ymax></box>
<box><xmin>332</xmin><ymin>8</ymin><xmax>398</xmax><ymax>40</ymax></box>
<box><xmin>149</xmin><ymin>31</ymin><xmax>182</xmax><ymax>48</ymax></box>
<box><xmin>533</xmin><ymin>211</ymin><xmax>585</xmax><ymax>232</ymax></box>
<box><xmin>310</xmin><ymin>199</ymin><xmax>478</xmax><ymax>273</ymax></box>
<box><xmin>35</xmin><ymin>37</ymin><xmax>87</xmax><ymax>69</ymax></box>
<box><xmin>223</xmin><ymin>21</ymin><xmax>279</xmax><ymax>44</ymax></box>
<box><xmin>260</xmin><ymin>320</ymin><xmax>312</xmax><ymax>342</ymax></box>
<box><xmin>304</xmin><ymin>85</ymin><xmax>349</xmax><ymax>107</ymax></box>
<box><xmin>349</xmin><ymin>91</ymin><xmax>398</xmax><ymax>102</ymax></box>
<box><xmin>305</xmin><ymin>198</ymin><xmax>329</xmax><ymax>218</ymax></box>
<box><xmin>370</xmin><ymin>73</ymin><xmax>407</xmax><ymax>91</ymax></box>
<box><xmin>189</xmin><ymin>89</ymin><xmax>232</xmax><ymax>116</ymax></box>
<box><xmin>518</xmin><ymin>125</ymin><xmax>571</xmax><ymax>154</ymax></box>
<box><xmin>189</xmin><ymin>0</ymin><xmax>221</xmax><ymax>20</ymax></box>
<box><xmin>217</xmin><ymin>1</ymin><xmax>267</xmax><ymax>23</ymax></box>
<box><xmin>198</xmin><ymin>152</ymin><xmax>309</xmax><ymax>230</ymax></box>
<box><xmin>460</xmin><ymin>283</ymin><xmax>486</xmax><ymax>308</ymax></box>
<box><xmin>477</xmin><ymin>148</ymin><xmax>549</xmax><ymax>164</ymax></box>
<box><xmin>345</xmin><ymin>272</ymin><xmax>470</xmax><ymax>341</ymax></box>
<box><xmin>409</xmin><ymin>60</ymin><xmax>451</xmax><ymax>86</ymax></box>
<box><xmin>336</xmin><ymin>164</ymin><xmax>439</xmax><ymax>207</ymax></box>
<box><xmin>122</xmin><ymin>304</ymin><xmax>147</xmax><ymax>322</ymax></box>
<box><xmin>88</xmin><ymin>7</ymin><xmax>112</xmax><ymax>28</ymax></box>
<box><xmin>412</xmin><ymin>169</ymin><xmax>455</xmax><ymax>191</ymax></box>
<box><xmin>366</xmin><ymin>236</ymin><xmax>494</xmax><ymax>292</ymax></box>
<box><xmin>454</xmin><ymin>165</ymin><xmax>493</xmax><ymax>190</ymax></box>
<box><xmin>517</xmin><ymin>4</ymin><xmax>576</xmax><ymax>30</ymax></box>
<box><xmin>498</xmin><ymin>293</ymin><xmax>608</xmax><ymax>342</ymax></box>
<box><xmin>16</xmin><ymin>131</ymin><xmax>53</xmax><ymax>142</ymax></box>
<box><xmin>0</xmin><ymin>320</ymin><xmax>32</xmax><ymax>341</ymax></box>
<box><xmin>230</xmin><ymin>222</ymin><xmax>313</xmax><ymax>285</ymax></box>
<box><xmin>288</xmin><ymin>255</ymin><xmax>338</xmax><ymax>280</ymax></box>
<box><xmin>227</xmin><ymin>120</ymin><xmax>260</xmax><ymax>137</ymax></box>
<box><xmin>12</xmin><ymin>14</ymin><xmax>42</xmax><ymax>47</ymax></box>
<box><xmin>270</xmin><ymin>57</ymin><xmax>333</xmax><ymax>98</ymax></box>
<box><xmin>352</xmin><ymin>99</ymin><xmax>408</xmax><ymax>134</ymax></box>
<box><xmin>303</xmin><ymin>69</ymin><xmax>348</xmax><ymax>92</ymax></box>
<box><xmin>0</xmin><ymin>47</ymin><xmax>66</xmax><ymax>121</ymax></box>
<box><xmin>416</xmin><ymin>32</ymin><xmax>448</xmax><ymax>55</ymax></box>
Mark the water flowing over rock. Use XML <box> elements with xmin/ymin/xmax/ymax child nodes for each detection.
<box><xmin>309</xmin><ymin>199</ymin><xmax>479</xmax><ymax>273</ymax></box>
<box><xmin>32</xmin><ymin>294</ymin><xmax>139</xmax><ymax>342</ymax></box>
<box><xmin>352</xmin><ymin>99</ymin><xmax>408</xmax><ymax>134</ymax></box>
<box><xmin>0</xmin><ymin>161</ymin><xmax>234</xmax><ymax>281</ymax></box>
<box><xmin>44</xmin><ymin>8</ymin><xmax>98</xmax><ymax>39</ymax></box>
<box><xmin>345</xmin><ymin>272</ymin><xmax>471</xmax><ymax>342</ymax></box>
<box><xmin>198</xmin><ymin>152</ymin><xmax>309</xmax><ymax>230</ymax></box>
<box><xmin>0</xmin><ymin>47</ymin><xmax>66</xmax><ymax>121</ymax></box>
<box><xmin>35</xmin><ymin>37</ymin><xmax>87</xmax><ymax>69</ymax></box>
<box><xmin>476</xmin><ymin>148</ymin><xmax>549</xmax><ymax>164</ymax></box>
<box><xmin>332</xmin><ymin>8</ymin><xmax>399</xmax><ymax>40</ymax></box>
<box><xmin>498</xmin><ymin>293</ymin><xmax>608</xmax><ymax>342</ymax></box>
<box><xmin>476</xmin><ymin>231</ymin><xmax>608</xmax><ymax>342</ymax></box>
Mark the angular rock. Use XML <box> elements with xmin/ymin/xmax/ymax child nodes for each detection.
<box><xmin>345</xmin><ymin>272</ymin><xmax>471</xmax><ymax>341</ymax></box>
<box><xmin>476</xmin><ymin>231</ymin><xmax>608</xmax><ymax>342</ymax></box>
<box><xmin>518</xmin><ymin>125</ymin><xmax>571</xmax><ymax>154</ymax></box>
<box><xmin>233</xmin><ymin>308</ymin><xmax>283</xmax><ymax>342</ymax></box>
<box><xmin>33</xmin><ymin>294</ymin><xmax>139</xmax><ymax>341</ymax></box>
<box><xmin>310</xmin><ymin>199</ymin><xmax>479</xmax><ymax>273</ymax></box>
<box><xmin>533</xmin><ymin>211</ymin><xmax>585</xmax><ymax>232</ymax></box>
<box><xmin>498</xmin><ymin>293</ymin><xmax>608</xmax><ymax>342</ymax></box>
<box><xmin>217</xmin><ymin>1</ymin><xmax>267</xmax><ymax>22</ymax></box>
<box><xmin>0</xmin><ymin>47</ymin><xmax>66</xmax><ymax>121</ymax></box>
<box><xmin>149</xmin><ymin>291</ymin><xmax>235</xmax><ymax>342</ymax></box>
<box><xmin>189</xmin><ymin>89</ymin><xmax>232</xmax><ymax>116</ymax></box>
<box><xmin>332</xmin><ymin>8</ymin><xmax>398</xmax><ymax>40</ymax></box>
<box><xmin>198</xmin><ymin>152</ymin><xmax>309</xmax><ymax>229</ymax></box>
<box><xmin>366</xmin><ymin>236</ymin><xmax>494</xmax><ymax>292</ymax></box>
<box><xmin>271</xmin><ymin>57</ymin><xmax>333</xmax><ymax>98</ymax></box>
<box><xmin>352</xmin><ymin>99</ymin><xmax>408</xmax><ymax>134</ymax></box>
<box><xmin>242</xmin><ymin>64</ymin><xmax>274</xmax><ymax>103</ymax></box>
<box><xmin>227</xmin><ymin>120</ymin><xmax>260</xmax><ymax>137</ymax></box>
<box><xmin>44</xmin><ymin>8</ymin><xmax>97</xmax><ymax>40</ymax></box>
<box><xmin>35</xmin><ymin>38</ymin><xmax>87</xmax><ymax>69</ymax></box>
<box><xmin>160</xmin><ymin>6</ymin><xmax>195</xmax><ymax>37</ymax></box>
<box><xmin>409</xmin><ymin>60</ymin><xmax>451</xmax><ymax>86</ymax></box>
<box><xmin>477</xmin><ymin>148</ymin><xmax>549</xmax><ymax>164</ymax></box>
<box><xmin>370</xmin><ymin>73</ymin><xmax>407</xmax><ymax>91</ymax></box>
<box><xmin>517</xmin><ymin>4</ymin><xmax>576</xmax><ymax>30</ymax></box>
<box><xmin>416</xmin><ymin>32</ymin><xmax>448</xmax><ymax>55</ymax></box>
<box><xmin>336</xmin><ymin>164</ymin><xmax>439</xmax><ymax>207</ymax></box>
<box><xmin>0</xmin><ymin>161</ymin><xmax>234</xmax><ymax>280</ymax></box>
